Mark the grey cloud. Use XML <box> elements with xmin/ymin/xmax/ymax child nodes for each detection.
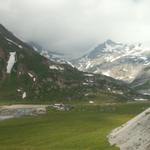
<box><xmin>0</xmin><ymin>0</ymin><xmax>150</xmax><ymax>58</ymax></box>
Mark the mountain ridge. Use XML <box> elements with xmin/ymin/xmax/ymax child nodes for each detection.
<box><xmin>72</xmin><ymin>39</ymin><xmax>150</xmax><ymax>83</ymax></box>
<box><xmin>0</xmin><ymin>24</ymin><xmax>136</xmax><ymax>102</ymax></box>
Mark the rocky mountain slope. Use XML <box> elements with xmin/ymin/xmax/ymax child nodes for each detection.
<box><xmin>0</xmin><ymin>24</ymin><xmax>135</xmax><ymax>102</ymax></box>
<box><xmin>108</xmin><ymin>107</ymin><xmax>150</xmax><ymax>150</ymax></box>
<box><xmin>72</xmin><ymin>40</ymin><xmax>150</xmax><ymax>83</ymax></box>
<box><xmin>130</xmin><ymin>66</ymin><xmax>150</xmax><ymax>96</ymax></box>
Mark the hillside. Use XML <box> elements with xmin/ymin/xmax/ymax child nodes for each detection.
<box><xmin>0</xmin><ymin>24</ymin><xmax>135</xmax><ymax>102</ymax></box>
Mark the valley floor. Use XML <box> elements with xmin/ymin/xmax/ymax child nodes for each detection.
<box><xmin>0</xmin><ymin>102</ymin><xmax>150</xmax><ymax>150</ymax></box>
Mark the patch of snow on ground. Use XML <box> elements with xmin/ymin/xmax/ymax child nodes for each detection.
<box><xmin>134</xmin><ymin>98</ymin><xmax>147</xmax><ymax>101</ymax></box>
<box><xmin>144</xmin><ymin>61</ymin><xmax>150</xmax><ymax>66</ymax></box>
<box><xmin>22</xmin><ymin>92</ymin><xmax>26</xmax><ymax>99</ymax></box>
<box><xmin>143</xmin><ymin>93</ymin><xmax>150</xmax><ymax>95</ymax></box>
<box><xmin>59</xmin><ymin>67</ymin><xmax>64</xmax><ymax>71</ymax></box>
<box><xmin>123</xmin><ymin>68</ymin><xmax>128</xmax><ymax>72</ymax></box>
<box><xmin>85</xmin><ymin>61</ymin><xmax>92</xmax><ymax>69</ymax></box>
<box><xmin>105</xmin><ymin>56</ymin><xmax>114</xmax><ymax>62</ymax></box>
<box><xmin>18</xmin><ymin>45</ymin><xmax>23</xmax><ymax>49</ymax></box>
<box><xmin>84</xmin><ymin>73</ymin><xmax>94</xmax><ymax>77</ymax></box>
<box><xmin>102</xmin><ymin>70</ymin><xmax>111</xmax><ymax>77</ymax></box>
<box><xmin>33</xmin><ymin>46</ymin><xmax>38</xmax><ymax>52</ymax></box>
<box><xmin>82</xmin><ymin>82</ymin><xmax>89</xmax><ymax>85</ymax></box>
<box><xmin>33</xmin><ymin>77</ymin><xmax>36</xmax><ymax>82</ymax></box>
<box><xmin>66</xmin><ymin>61</ymin><xmax>75</xmax><ymax>68</ymax></box>
<box><xmin>28</xmin><ymin>72</ymin><xmax>33</xmax><ymax>78</ymax></box>
<box><xmin>28</xmin><ymin>72</ymin><xmax>36</xmax><ymax>82</ymax></box>
<box><xmin>107</xmin><ymin>87</ymin><xmax>111</xmax><ymax>91</ymax></box>
<box><xmin>17</xmin><ymin>89</ymin><xmax>21</xmax><ymax>92</ymax></box>
<box><xmin>49</xmin><ymin>65</ymin><xmax>64</xmax><ymax>71</ymax></box>
<box><xmin>112</xmin><ymin>90</ymin><xmax>123</xmax><ymax>95</ymax></box>
<box><xmin>84</xmin><ymin>93</ymin><xmax>89</xmax><ymax>96</ymax></box>
<box><xmin>6</xmin><ymin>52</ymin><xmax>16</xmax><ymax>73</ymax></box>
<box><xmin>40</xmin><ymin>50</ymin><xmax>50</xmax><ymax>59</ymax></box>
<box><xmin>6</xmin><ymin>38</ymin><xmax>23</xmax><ymax>49</ymax></box>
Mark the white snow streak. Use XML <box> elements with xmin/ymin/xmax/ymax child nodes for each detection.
<box><xmin>6</xmin><ymin>38</ymin><xmax>23</xmax><ymax>49</ymax></box>
<box><xmin>49</xmin><ymin>65</ymin><xmax>64</xmax><ymax>71</ymax></box>
<box><xmin>6</xmin><ymin>52</ymin><xmax>16</xmax><ymax>74</ymax></box>
<box><xmin>28</xmin><ymin>73</ymin><xmax>34</xmax><ymax>78</ymax></box>
<box><xmin>22</xmin><ymin>92</ymin><xmax>26</xmax><ymax>99</ymax></box>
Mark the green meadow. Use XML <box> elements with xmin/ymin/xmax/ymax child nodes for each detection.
<box><xmin>0</xmin><ymin>102</ymin><xmax>149</xmax><ymax>150</ymax></box>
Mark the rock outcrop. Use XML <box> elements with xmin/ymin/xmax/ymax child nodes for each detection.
<box><xmin>108</xmin><ymin>108</ymin><xmax>150</xmax><ymax>150</ymax></box>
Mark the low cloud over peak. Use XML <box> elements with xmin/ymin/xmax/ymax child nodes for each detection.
<box><xmin>0</xmin><ymin>0</ymin><xmax>150</xmax><ymax>58</ymax></box>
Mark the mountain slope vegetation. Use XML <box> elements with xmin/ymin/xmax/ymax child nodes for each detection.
<box><xmin>0</xmin><ymin>24</ymin><xmax>137</xmax><ymax>102</ymax></box>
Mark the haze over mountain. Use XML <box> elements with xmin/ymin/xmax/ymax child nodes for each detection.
<box><xmin>1</xmin><ymin>0</ymin><xmax>150</xmax><ymax>58</ymax></box>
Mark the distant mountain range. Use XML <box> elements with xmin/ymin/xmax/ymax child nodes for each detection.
<box><xmin>27</xmin><ymin>37</ymin><xmax>150</xmax><ymax>98</ymax></box>
<box><xmin>71</xmin><ymin>39</ymin><xmax>150</xmax><ymax>97</ymax></box>
<box><xmin>28</xmin><ymin>42</ymin><xmax>75</xmax><ymax>67</ymax></box>
<box><xmin>0</xmin><ymin>24</ymin><xmax>135</xmax><ymax>102</ymax></box>
<box><xmin>72</xmin><ymin>39</ymin><xmax>150</xmax><ymax>82</ymax></box>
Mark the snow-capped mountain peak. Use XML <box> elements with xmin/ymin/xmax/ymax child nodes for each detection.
<box><xmin>72</xmin><ymin>40</ymin><xmax>150</xmax><ymax>83</ymax></box>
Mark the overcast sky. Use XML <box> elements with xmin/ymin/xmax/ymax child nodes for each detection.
<box><xmin>0</xmin><ymin>0</ymin><xmax>150</xmax><ymax>58</ymax></box>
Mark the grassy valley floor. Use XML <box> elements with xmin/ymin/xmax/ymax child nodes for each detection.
<box><xmin>0</xmin><ymin>102</ymin><xmax>150</xmax><ymax>150</ymax></box>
